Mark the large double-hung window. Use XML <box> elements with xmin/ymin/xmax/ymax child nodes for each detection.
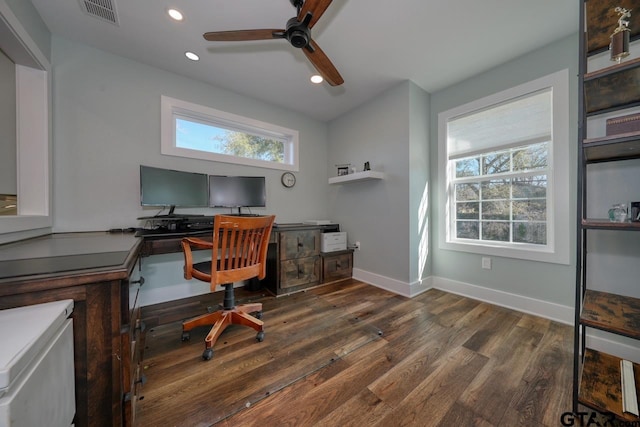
<box><xmin>438</xmin><ymin>69</ymin><xmax>570</xmax><ymax>264</ymax></box>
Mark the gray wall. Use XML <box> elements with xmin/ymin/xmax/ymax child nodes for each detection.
<box><xmin>409</xmin><ymin>82</ymin><xmax>431</xmax><ymax>284</ymax></box>
<box><xmin>328</xmin><ymin>81</ymin><xmax>415</xmax><ymax>286</ymax></box>
<box><xmin>51</xmin><ymin>36</ymin><xmax>330</xmax><ymax>231</ymax></box>
<box><xmin>50</xmin><ymin>35</ymin><xmax>332</xmax><ymax>305</ymax></box>
<box><xmin>429</xmin><ymin>34</ymin><xmax>579</xmax><ymax>307</ymax></box>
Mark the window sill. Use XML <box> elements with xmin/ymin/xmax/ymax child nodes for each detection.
<box><xmin>440</xmin><ymin>239</ymin><xmax>569</xmax><ymax>265</ymax></box>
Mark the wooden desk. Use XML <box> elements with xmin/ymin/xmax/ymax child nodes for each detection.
<box><xmin>139</xmin><ymin>229</ymin><xmax>212</xmax><ymax>256</ymax></box>
<box><xmin>0</xmin><ymin>232</ymin><xmax>143</xmax><ymax>427</ymax></box>
<box><xmin>138</xmin><ymin>224</ymin><xmax>347</xmax><ymax>296</ymax></box>
<box><xmin>0</xmin><ymin>225</ymin><xmax>351</xmax><ymax>426</ymax></box>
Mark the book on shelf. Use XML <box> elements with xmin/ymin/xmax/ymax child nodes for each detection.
<box><xmin>607</xmin><ymin>112</ymin><xmax>640</xmax><ymax>137</ymax></box>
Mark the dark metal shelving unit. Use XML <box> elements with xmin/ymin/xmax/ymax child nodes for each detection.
<box><xmin>573</xmin><ymin>0</ymin><xmax>640</xmax><ymax>422</ymax></box>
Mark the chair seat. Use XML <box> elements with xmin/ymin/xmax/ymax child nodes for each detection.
<box><xmin>193</xmin><ymin>261</ymin><xmax>212</xmax><ymax>275</ymax></box>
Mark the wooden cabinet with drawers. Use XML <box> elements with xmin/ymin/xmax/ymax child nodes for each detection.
<box><xmin>268</xmin><ymin>227</ymin><xmax>320</xmax><ymax>295</ymax></box>
<box><xmin>123</xmin><ymin>265</ymin><xmax>146</xmax><ymax>425</ymax></box>
<box><xmin>264</xmin><ymin>224</ymin><xmax>341</xmax><ymax>296</ymax></box>
<box><xmin>0</xmin><ymin>232</ymin><xmax>143</xmax><ymax>427</ymax></box>
<box><xmin>321</xmin><ymin>249</ymin><xmax>354</xmax><ymax>284</ymax></box>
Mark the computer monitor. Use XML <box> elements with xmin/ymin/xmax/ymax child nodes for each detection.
<box><xmin>208</xmin><ymin>175</ymin><xmax>266</xmax><ymax>212</ymax></box>
<box><xmin>139</xmin><ymin>165</ymin><xmax>209</xmax><ymax>216</ymax></box>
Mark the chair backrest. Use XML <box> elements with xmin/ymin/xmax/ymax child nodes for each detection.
<box><xmin>209</xmin><ymin>215</ymin><xmax>275</xmax><ymax>288</ymax></box>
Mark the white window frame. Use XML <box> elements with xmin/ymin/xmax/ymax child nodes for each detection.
<box><xmin>438</xmin><ymin>69</ymin><xmax>570</xmax><ymax>265</ymax></box>
<box><xmin>161</xmin><ymin>95</ymin><xmax>299</xmax><ymax>171</ymax></box>
<box><xmin>0</xmin><ymin>1</ymin><xmax>52</xmax><ymax>238</ymax></box>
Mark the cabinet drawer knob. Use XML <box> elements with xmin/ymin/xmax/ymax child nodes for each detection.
<box><xmin>131</xmin><ymin>277</ymin><xmax>145</xmax><ymax>286</ymax></box>
<box><xmin>135</xmin><ymin>321</ymin><xmax>146</xmax><ymax>333</ymax></box>
<box><xmin>135</xmin><ymin>374</ymin><xmax>147</xmax><ymax>386</ymax></box>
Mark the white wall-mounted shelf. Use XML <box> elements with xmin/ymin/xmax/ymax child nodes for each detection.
<box><xmin>328</xmin><ymin>170</ymin><xmax>384</xmax><ymax>185</ymax></box>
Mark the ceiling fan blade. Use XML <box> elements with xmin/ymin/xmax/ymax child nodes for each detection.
<box><xmin>203</xmin><ymin>29</ymin><xmax>285</xmax><ymax>42</ymax></box>
<box><xmin>298</xmin><ymin>0</ymin><xmax>333</xmax><ymax>29</ymax></box>
<box><xmin>303</xmin><ymin>39</ymin><xmax>343</xmax><ymax>86</ymax></box>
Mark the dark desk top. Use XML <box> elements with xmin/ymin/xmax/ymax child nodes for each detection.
<box><xmin>0</xmin><ymin>224</ymin><xmax>339</xmax><ymax>280</ymax></box>
<box><xmin>272</xmin><ymin>223</ymin><xmax>340</xmax><ymax>232</ymax></box>
<box><xmin>0</xmin><ymin>232</ymin><xmax>141</xmax><ymax>280</ymax></box>
<box><xmin>135</xmin><ymin>222</ymin><xmax>340</xmax><ymax>239</ymax></box>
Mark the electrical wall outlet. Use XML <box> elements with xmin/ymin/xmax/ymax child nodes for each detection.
<box><xmin>354</xmin><ymin>241</ymin><xmax>361</xmax><ymax>250</ymax></box>
<box><xmin>482</xmin><ymin>257</ymin><xmax>492</xmax><ymax>270</ymax></box>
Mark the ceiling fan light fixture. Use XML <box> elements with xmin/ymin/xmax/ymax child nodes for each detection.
<box><xmin>167</xmin><ymin>8</ymin><xmax>183</xmax><ymax>21</ymax></box>
<box><xmin>289</xmin><ymin>31</ymin><xmax>309</xmax><ymax>48</ymax></box>
<box><xmin>310</xmin><ymin>75</ymin><xmax>323</xmax><ymax>84</ymax></box>
<box><xmin>185</xmin><ymin>51</ymin><xmax>199</xmax><ymax>61</ymax></box>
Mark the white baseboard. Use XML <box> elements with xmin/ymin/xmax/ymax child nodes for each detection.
<box><xmin>432</xmin><ymin>276</ymin><xmax>574</xmax><ymax>325</ymax></box>
<box><xmin>352</xmin><ymin>268</ymin><xmax>432</xmax><ymax>298</ymax></box>
<box><xmin>352</xmin><ymin>270</ymin><xmax>575</xmax><ymax>324</ymax></box>
<box><xmin>586</xmin><ymin>334</ymin><xmax>640</xmax><ymax>364</ymax></box>
<box><xmin>358</xmin><ymin>272</ymin><xmax>638</xmax><ymax>362</ymax></box>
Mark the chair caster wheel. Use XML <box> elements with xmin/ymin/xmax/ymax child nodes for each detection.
<box><xmin>181</xmin><ymin>331</ymin><xmax>190</xmax><ymax>341</ymax></box>
<box><xmin>202</xmin><ymin>348</ymin><xmax>213</xmax><ymax>360</ymax></box>
<box><xmin>256</xmin><ymin>331</ymin><xmax>265</xmax><ymax>342</ymax></box>
<box><xmin>253</xmin><ymin>311</ymin><xmax>263</xmax><ymax>320</ymax></box>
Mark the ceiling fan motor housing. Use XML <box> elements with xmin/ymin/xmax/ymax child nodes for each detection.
<box><xmin>285</xmin><ymin>17</ymin><xmax>310</xmax><ymax>48</ymax></box>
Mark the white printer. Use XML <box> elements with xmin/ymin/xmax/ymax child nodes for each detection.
<box><xmin>321</xmin><ymin>232</ymin><xmax>347</xmax><ymax>252</ymax></box>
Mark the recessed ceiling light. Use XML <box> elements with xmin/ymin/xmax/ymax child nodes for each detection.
<box><xmin>310</xmin><ymin>75</ymin><xmax>323</xmax><ymax>84</ymax></box>
<box><xmin>167</xmin><ymin>8</ymin><xmax>184</xmax><ymax>21</ymax></box>
<box><xmin>185</xmin><ymin>51</ymin><xmax>199</xmax><ymax>61</ymax></box>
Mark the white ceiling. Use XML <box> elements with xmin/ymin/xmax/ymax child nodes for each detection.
<box><xmin>30</xmin><ymin>0</ymin><xmax>578</xmax><ymax>122</ymax></box>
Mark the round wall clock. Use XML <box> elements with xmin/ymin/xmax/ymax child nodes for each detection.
<box><xmin>281</xmin><ymin>172</ymin><xmax>296</xmax><ymax>188</ymax></box>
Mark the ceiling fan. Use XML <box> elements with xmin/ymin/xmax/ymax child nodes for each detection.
<box><xmin>203</xmin><ymin>0</ymin><xmax>344</xmax><ymax>86</ymax></box>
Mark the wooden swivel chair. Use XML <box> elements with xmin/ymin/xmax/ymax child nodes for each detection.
<box><xmin>180</xmin><ymin>214</ymin><xmax>275</xmax><ymax>360</ymax></box>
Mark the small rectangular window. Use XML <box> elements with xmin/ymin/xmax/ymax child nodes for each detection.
<box><xmin>161</xmin><ymin>96</ymin><xmax>299</xmax><ymax>171</ymax></box>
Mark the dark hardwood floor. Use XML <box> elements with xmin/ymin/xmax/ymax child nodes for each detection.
<box><xmin>135</xmin><ymin>279</ymin><xmax>575</xmax><ymax>426</ymax></box>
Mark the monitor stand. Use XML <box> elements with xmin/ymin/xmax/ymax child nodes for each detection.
<box><xmin>229</xmin><ymin>207</ymin><xmax>259</xmax><ymax>217</ymax></box>
<box><xmin>137</xmin><ymin>206</ymin><xmax>205</xmax><ymax>220</ymax></box>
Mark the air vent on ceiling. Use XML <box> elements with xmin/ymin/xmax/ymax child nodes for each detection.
<box><xmin>78</xmin><ymin>0</ymin><xmax>120</xmax><ymax>26</ymax></box>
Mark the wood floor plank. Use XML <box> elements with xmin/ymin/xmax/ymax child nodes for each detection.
<box><xmin>138</xmin><ymin>290</ymin><xmax>380</xmax><ymax>425</ymax></box>
<box><xmin>501</xmin><ymin>322</ymin><xmax>573</xmax><ymax>427</ymax></box>
<box><xmin>367</xmin><ymin>328</ymin><xmax>449</xmax><ymax>407</ymax></box>
<box><xmin>224</xmin><ymin>337</ymin><xmax>393</xmax><ymax>426</ymax></box>
<box><xmin>367</xmin><ymin>303</ymin><xmax>495</xmax><ymax>409</ymax></box>
<box><xmin>516</xmin><ymin>313</ymin><xmax>552</xmax><ymax>334</ymax></box>
<box><xmin>314</xmin><ymin>388</ymin><xmax>395</xmax><ymax>427</ymax></box>
<box><xmin>135</xmin><ymin>282</ymin><xmax>575</xmax><ymax>427</ymax></box>
<box><xmin>462</xmin><ymin>305</ymin><xmax>522</xmax><ymax>357</ymax></box>
<box><xmin>430</xmin><ymin>296</ymin><xmax>483</xmax><ymax>328</ymax></box>
<box><xmin>374</xmin><ymin>346</ymin><xmax>489</xmax><ymax>426</ymax></box>
<box><xmin>438</xmin><ymin>401</ymin><xmax>496</xmax><ymax>427</ymax></box>
<box><xmin>222</xmin><ymin>355</ymin><xmax>354</xmax><ymax>426</ymax></box>
<box><xmin>459</xmin><ymin>325</ymin><xmax>544</xmax><ymax>425</ymax></box>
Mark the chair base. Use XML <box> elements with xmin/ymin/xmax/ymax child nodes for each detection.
<box><xmin>181</xmin><ymin>301</ymin><xmax>264</xmax><ymax>358</ymax></box>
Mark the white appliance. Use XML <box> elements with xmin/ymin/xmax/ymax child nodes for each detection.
<box><xmin>303</xmin><ymin>220</ymin><xmax>333</xmax><ymax>225</ymax></box>
<box><xmin>321</xmin><ymin>232</ymin><xmax>347</xmax><ymax>252</ymax></box>
<box><xmin>0</xmin><ymin>300</ymin><xmax>75</xmax><ymax>427</ymax></box>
